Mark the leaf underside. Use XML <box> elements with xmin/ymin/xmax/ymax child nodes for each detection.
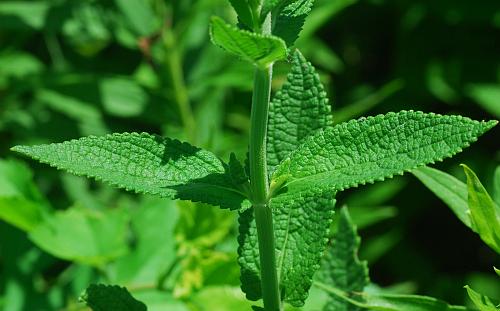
<box><xmin>12</xmin><ymin>132</ymin><xmax>250</xmax><ymax>210</ymax></box>
<box><xmin>80</xmin><ymin>284</ymin><xmax>146</xmax><ymax>311</ymax></box>
<box><xmin>274</xmin><ymin>111</ymin><xmax>497</xmax><ymax>198</ymax></box>
<box><xmin>209</xmin><ymin>16</ymin><xmax>287</xmax><ymax>67</ymax></box>
<box><xmin>316</xmin><ymin>208</ymin><xmax>369</xmax><ymax>311</ymax></box>
<box><xmin>239</xmin><ymin>51</ymin><xmax>335</xmax><ymax>307</ymax></box>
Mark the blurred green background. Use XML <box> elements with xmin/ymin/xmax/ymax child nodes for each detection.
<box><xmin>0</xmin><ymin>0</ymin><xmax>499</xmax><ymax>310</ymax></box>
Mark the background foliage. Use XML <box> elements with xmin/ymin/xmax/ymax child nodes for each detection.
<box><xmin>0</xmin><ymin>0</ymin><xmax>498</xmax><ymax>310</ymax></box>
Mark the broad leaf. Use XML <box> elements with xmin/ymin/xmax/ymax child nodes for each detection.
<box><xmin>316</xmin><ymin>207</ymin><xmax>369</xmax><ymax>311</ymax></box>
<box><xmin>314</xmin><ymin>283</ymin><xmax>470</xmax><ymax>311</ymax></box>
<box><xmin>412</xmin><ymin>166</ymin><xmax>470</xmax><ymax>227</ymax></box>
<box><xmin>209</xmin><ymin>16</ymin><xmax>287</xmax><ymax>67</ymax></box>
<box><xmin>462</xmin><ymin>164</ymin><xmax>500</xmax><ymax>254</ymax></box>
<box><xmin>80</xmin><ymin>284</ymin><xmax>146</xmax><ymax>311</ymax></box>
<box><xmin>267</xmin><ymin>49</ymin><xmax>333</xmax><ymax>172</ymax></box>
<box><xmin>272</xmin><ymin>0</ymin><xmax>315</xmax><ymax>46</ymax></box>
<box><xmin>465</xmin><ymin>286</ymin><xmax>499</xmax><ymax>311</ymax></box>
<box><xmin>114</xmin><ymin>0</ymin><xmax>158</xmax><ymax>37</ymax></box>
<box><xmin>239</xmin><ymin>190</ymin><xmax>335</xmax><ymax>306</ymax></box>
<box><xmin>0</xmin><ymin>159</ymin><xmax>48</xmax><ymax>231</ymax></box>
<box><xmin>99</xmin><ymin>77</ymin><xmax>148</xmax><ymax>117</ymax></box>
<box><xmin>273</xmin><ymin>111</ymin><xmax>497</xmax><ymax>198</ymax></box>
<box><xmin>228</xmin><ymin>0</ymin><xmax>254</xmax><ymax>29</ymax></box>
<box><xmin>12</xmin><ymin>132</ymin><xmax>250</xmax><ymax>210</ymax></box>
<box><xmin>29</xmin><ymin>206</ymin><xmax>130</xmax><ymax>267</ymax></box>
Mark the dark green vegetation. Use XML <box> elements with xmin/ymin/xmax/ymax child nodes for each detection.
<box><xmin>1</xmin><ymin>0</ymin><xmax>499</xmax><ymax>310</ymax></box>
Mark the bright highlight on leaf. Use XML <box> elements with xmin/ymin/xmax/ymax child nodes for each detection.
<box><xmin>209</xmin><ymin>16</ymin><xmax>287</xmax><ymax>67</ymax></box>
<box><xmin>273</xmin><ymin>111</ymin><xmax>497</xmax><ymax>198</ymax></box>
<box><xmin>80</xmin><ymin>284</ymin><xmax>146</xmax><ymax>311</ymax></box>
<box><xmin>12</xmin><ymin>132</ymin><xmax>250</xmax><ymax>210</ymax></box>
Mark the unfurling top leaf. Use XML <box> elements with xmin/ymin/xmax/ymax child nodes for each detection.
<box><xmin>80</xmin><ymin>284</ymin><xmax>146</xmax><ymax>311</ymax></box>
<box><xmin>267</xmin><ymin>49</ymin><xmax>332</xmax><ymax>172</ymax></box>
<box><xmin>209</xmin><ymin>16</ymin><xmax>287</xmax><ymax>67</ymax></box>
<box><xmin>12</xmin><ymin>132</ymin><xmax>250</xmax><ymax>210</ymax></box>
<box><xmin>228</xmin><ymin>0</ymin><xmax>254</xmax><ymax>29</ymax></box>
<box><xmin>273</xmin><ymin>111</ymin><xmax>497</xmax><ymax>198</ymax></box>
<box><xmin>272</xmin><ymin>0</ymin><xmax>315</xmax><ymax>46</ymax></box>
<box><xmin>316</xmin><ymin>207</ymin><xmax>369</xmax><ymax>311</ymax></box>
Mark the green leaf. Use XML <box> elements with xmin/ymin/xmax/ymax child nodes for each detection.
<box><xmin>412</xmin><ymin>166</ymin><xmax>470</xmax><ymax>227</ymax></box>
<box><xmin>114</xmin><ymin>0</ymin><xmax>158</xmax><ymax>37</ymax></box>
<box><xmin>238</xmin><ymin>191</ymin><xmax>336</xmax><ymax>306</ymax></box>
<box><xmin>494</xmin><ymin>166</ymin><xmax>500</xmax><ymax>206</ymax></box>
<box><xmin>209</xmin><ymin>16</ymin><xmax>287</xmax><ymax>67</ymax></box>
<box><xmin>315</xmin><ymin>283</ymin><xmax>470</xmax><ymax>311</ymax></box>
<box><xmin>99</xmin><ymin>77</ymin><xmax>148</xmax><ymax>118</ymax></box>
<box><xmin>273</xmin><ymin>111</ymin><xmax>497</xmax><ymax>199</ymax></box>
<box><xmin>0</xmin><ymin>159</ymin><xmax>48</xmax><ymax>231</ymax></box>
<box><xmin>495</xmin><ymin>267</ymin><xmax>500</xmax><ymax>278</ymax></box>
<box><xmin>462</xmin><ymin>164</ymin><xmax>500</xmax><ymax>254</ymax></box>
<box><xmin>80</xmin><ymin>284</ymin><xmax>147</xmax><ymax>311</ymax></box>
<box><xmin>12</xmin><ymin>132</ymin><xmax>250</xmax><ymax>210</ymax></box>
<box><xmin>467</xmin><ymin>84</ymin><xmax>500</xmax><ymax>118</ymax></box>
<box><xmin>109</xmin><ymin>198</ymin><xmax>178</xmax><ymax>285</ymax></box>
<box><xmin>464</xmin><ymin>286</ymin><xmax>499</xmax><ymax>311</ymax></box>
<box><xmin>272</xmin><ymin>0</ymin><xmax>315</xmax><ymax>46</ymax></box>
<box><xmin>228</xmin><ymin>0</ymin><xmax>254</xmax><ymax>29</ymax></box>
<box><xmin>29</xmin><ymin>206</ymin><xmax>130</xmax><ymax>266</ymax></box>
<box><xmin>267</xmin><ymin>50</ymin><xmax>333</xmax><ymax>172</ymax></box>
<box><xmin>316</xmin><ymin>208</ymin><xmax>369</xmax><ymax>311</ymax></box>
<box><xmin>0</xmin><ymin>1</ymin><xmax>50</xmax><ymax>30</ymax></box>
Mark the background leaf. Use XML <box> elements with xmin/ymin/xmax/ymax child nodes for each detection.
<box><xmin>80</xmin><ymin>284</ymin><xmax>147</xmax><ymax>311</ymax></box>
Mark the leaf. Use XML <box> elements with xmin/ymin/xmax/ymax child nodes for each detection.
<box><xmin>12</xmin><ymin>132</ymin><xmax>250</xmax><ymax>210</ymax></box>
<box><xmin>412</xmin><ymin>166</ymin><xmax>470</xmax><ymax>227</ymax></box>
<box><xmin>314</xmin><ymin>283</ymin><xmax>471</xmax><ymax>311</ymax></box>
<box><xmin>462</xmin><ymin>164</ymin><xmax>500</xmax><ymax>254</ymax></box>
<box><xmin>316</xmin><ymin>207</ymin><xmax>369</xmax><ymax>311</ymax></box>
<box><xmin>272</xmin><ymin>0</ymin><xmax>315</xmax><ymax>46</ymax></box>
<box><xmin>80</xmin><ymin>284</ymin><xmax>147</xmax><ymax>311</ymax></box>
<box><xmin>228</xmin><ymin>0</ymin><xmax>254</xmax><ymax>29</ymax></box>
<box><xmin>0</xmin><ymin>159</ymin><xmax>48</xmax><ymax>231</ymax></box>
<box><xmin>209</xmin><ymin>16</ymin><xmax>287</xmax><ymax>67</ymax></box>
<box><xmin>464</xmin><ymin>286</ymin><xmax>499</xmax><ymax>311</ymax></box>
<box><xmin>0</xmin><ymin>1</ymin><xmax>50</xmax><ymax>30</ymax></box>
<box><xmin>99</xmin><ymin>77</ymin><xmax>148</xmax><ymax>117</ymax></box>
<box><xmin>494</xmin><ymin>166</ymin><xmax>500</xmax><ymax>206</ymax></box>
<box><xmin>238</xmin><ymin>190</ymin><xmax>336</xmax><ymax>306</ymax></box>
<box><xmin>114</xmin><ymin>0</ymin><xmax>158</xmax><ymax>37</ymax></box>
<box><xmin>109</xmin><ymin>198</ymin><xmax>178</xmax><ymax>285</ymax></box>
<box><xmin>467</xmin><ymin>84</ymin><xmax>500</xmax><ymax>118</ymax></box>
<box><xmin>29</xmin><ymin>206</ymin><xmax>130</xmax><ymax>266</ymax></box>
<box><xmin>273</xmin><ymin>111</ymin><xmax>497</xmax><ymax>199</ymax></box>
<box><xmin>495</xmin><ymin>267</ymin><xmax>500</xmax><ymax>278</ymax></box>
<box><xmin>267</xmin><ymin>50</ymin><xmax>333</xmax><ymax>172</ymax></box>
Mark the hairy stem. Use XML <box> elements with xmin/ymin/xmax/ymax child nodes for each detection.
<box><xmin>249</xmin><ymin>65</ymin><xmax>282</xmax><ymax>311</ymax></box>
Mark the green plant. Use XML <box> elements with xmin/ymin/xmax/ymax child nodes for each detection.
<box><xmin>10</xmin><ymin>0</ymin><xmax>498</xmax><ymax>310</ymax></box>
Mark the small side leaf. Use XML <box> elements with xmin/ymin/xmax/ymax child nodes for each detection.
<box><xmin>462</xmin><ymin>164</ymin><xmax>500</xmax><ymax>254</ymax></box>
<box><xmin>274</xmin><ymin>111</ymin><xmax>497</xmax><ymax>199</ymax></box>
<box><xmin>465</xmin><ymin>285</ymin><xmax>499</xmax><ymax>311</ymax></box>
<box><xmin>267</xmin><ymin>49</ymin><xmax>333</xmax><ymax>172</ymax></box>
<box><xmin>412</xmin><ymin>166</ymin><xmax>470</xmax><ymax>227</ymax></box>
<box><xmin>316</xmin><ymin>207</ymin><xmax>369</xmax><ymax>311</ymax></box>
<box><xmin>209</xmin><ymin>16</ymin><xmax>287</xmax><ymax>67</ymax></box>
<box><xmin>12</xmin><ymin>132</ymin><xmax>250</xmax><ymax>210</ymax></box>
<box><xmin>80</xmin><ymin>284</ymin><xmax>147</xmax><ymax>311</ymax></box>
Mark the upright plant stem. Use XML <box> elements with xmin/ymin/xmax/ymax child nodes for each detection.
<box><xmin>250</xmin><ymin>65</ymin><xmax>282</xmax><ymax>310</ymax></box>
